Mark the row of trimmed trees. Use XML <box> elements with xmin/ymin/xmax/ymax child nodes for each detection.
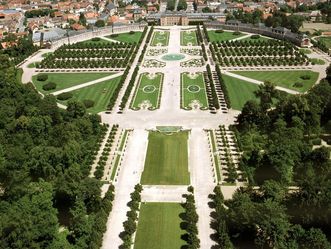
<box><xmin>215</xmin><ymin>64</ymin><xmax>231</xmax><ymax>108</ymax></box>
<box><xmin>205</xmin><ymin>64</ymin><xmax>220</xmax><ymax>110</ymax></box>
<box><xmin>119</xmin><ymin>66</ymin><xmax>139</xmax><ymax>110</ymax></box>
<box><xmin>182</xmin><ymin>186</ymin><xmax>200</xmax><ymax>249</ymax></box>
<box><xmin>119</xmin><ymin>184</ymin><xmax>143</xmax><ymax>249</ymax></box>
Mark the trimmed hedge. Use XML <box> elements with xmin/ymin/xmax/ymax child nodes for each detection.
<box><xmin>83</xmin><ymin>99</ymin><xmax>95</xmax><ymax>108</ymax></box>
<box><xmin>37</xmin><ymin>74</ymin><xmax>48</xmax><ymax>81</ymax></box>
<box><xmin>57</xmin><ymin>92</ymin><xmax>73</xmax><ymax>101</ymax></box>
<box><xmin>42</xmin><ymin>82</ymin><xmax>56</xmax><ymax>91</ymax></box>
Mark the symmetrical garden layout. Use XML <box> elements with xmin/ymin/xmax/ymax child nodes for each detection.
<box><xmin>21</xmin><ymin>26</ymin><xmax>329</xmax><ymax>249</ymax></box>
<box><xmin>180</xmin><ymin>30</ymin><xmax>198</xmax><ymax>46</ymax></box>
<box><xmin>150</xmin><ymin>31</ymin><xmax>170</xmax><ymax>46</ymax></box>
<box><xmin>181</xmin><ymin>72</ymin><xmax>209</xmax><ymax>110</ymax></box>
<box><xmin>140</xmin><ymin>128</ymin><xmax>190</xmax><ymax>185</ymax></box>
<box><xmin>131</xmin><ymin>72</ymin><xmax>163</xmax><ymax>110</ymax></box>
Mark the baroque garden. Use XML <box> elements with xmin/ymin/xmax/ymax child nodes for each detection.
<box><xmin>14</xmin><ymin>24</ymin><xmax>331</xmax><ymax>249</ymax></box>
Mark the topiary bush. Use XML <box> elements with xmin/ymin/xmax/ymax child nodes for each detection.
<box><xmin>83</xmin><ymin>99</ymin><xmax>95</xmax><ymax>108</ymax></box>
<box><xmin>37</xmin><ymin>74</ymin><xmax>48</xmax><ymax>81</ymax></box>
<box><xmin>300</xmin><ymin>74</ymin><xmax>311</xmax><ymax>80</ymax></box>
<box><xmin>233</xmin><ymin>31</ymin><xmax>242</xmax><ymax>36</ymax></box>
<box><xmin>293</xmin><ymin>82</ymin><xmax>304</xmax><ymax>88</ymax></box>
<box><xmin>251</xmin><ymin>34</ymin><xmax>260</xmax><ymax>39</ymax></box>
<box><xmin>129</xmin><ymin>31</ymin><xmax>135</xmax><ymax>34</ymax></box>
<box><xmin>42</xmin><ymin>82</ymin><xmax>56</xmax><ymax>91</ymax></box>
<box><xmin>92</xmin><ymin>37</ymin><xmax>101</xmax><ymax>42</ymax></box>
<box><xmin>57</xmin><ymin>92</ymin><xmax>73</xmax><ymax>101</ymax></box>
<box><xmin>215</xmin><ymin>30</ymin><xmax>224</xmax><ymax>33</ymax></box>
<box><xmin>110</xmin><ymin>34</ymin><xmax>118</xmax><ymax>38</ymax></box>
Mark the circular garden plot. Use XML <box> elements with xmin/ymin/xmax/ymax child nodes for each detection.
<box><xmin>187</xmin><ymin>85</ymin><xmax>201</xmax><ymax>93</ymax></box>
<box><xmin>142</xmin><ymin>85</ymin><xmax>157</xmax><ymax>93</ymax></box>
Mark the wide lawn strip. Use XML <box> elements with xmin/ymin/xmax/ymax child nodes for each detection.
<box><xmin>140</xmin><ymin>130</ymin><xmax>190</xmax><ymax>185</ymax></box>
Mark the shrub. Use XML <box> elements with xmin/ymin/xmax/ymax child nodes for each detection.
<box><xmin>300</xmin><ymin>74</ymin><xmax>311</xmax><ymax>80</ymax></box>
<box><xmin>91</xmin><ymin>37</ymin><xmax>101</xmax><ymax>42</ymax></box>
<box><xmin>293</xmin><ymin>82</ymin><xmax>304</xmax><ymax>88</ymax></box>
<box><xmin>42</xmin><ymin>82</ymin><xmax>56</xmax><ymax>91</ymax></box>
<box><xmin>110</xmin><ymin>34</ymin><xmax>118</xmax><ymax>38</ymax></box>
<box><xmin>311</xmin><ymin>138</ymin><xmax>321</xmax><ymax>145</ymax></box>
<box><xmin>37</xmin><ymin>74</ymin><xmax>48</xmax><ymax>81</ymax></box>
<box><xmin>83</xmin><ymin>99</ymin><xmax>95</xmax><ymax>108</ymax></box>
<box><xmin>233</xmin><ymin>31</ymin><xmax>242</xmax><ymax>36</ymax></box>
<box><xmin>57</xmin><ymin>92</ymin><xmax>73</xmax><ymax>100</ymax></box>
<box><xmin>251</xmin><ymin>34</ymin><xmax>260</xmax><ymax>39</ymax></box>
<box><xmin>215</xmin><ymin>30</ymin><xmax>224</xmax><ymax>33</ymax></box>
<box><xmin>129</xmin><ymin>31</ymin><xmax>135</xmax><ymax>34</ymax></box>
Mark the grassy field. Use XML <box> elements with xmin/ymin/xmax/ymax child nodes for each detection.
<box><xmin>151</xmin><ymin>31</ymin><xmax>170</xmax><ymax>46</ymax></box>
<box><xmin>32</xmin><ymin>73</ymin><xmax>111</xmax><ymax>94</ymax></box>
<box><xmin>79</xmin><ymin>38</ymin><xmax>112</xmax><ymax>45</ymax></box>
<box><xmin>141</xmin><ymin>130</ymin><xmax>190</xmax><ymax>185</ymax></box>
<box><xmin>107</xmin><ymin>31</ymin><xmax>142</xmax><ymax>43</ymax></box>
<box><xmin>317</xmin><ymin>36</ymin><xmax>331</xmax><ymax>49</ymax></box>
<box><xmin>131</xmin><ymin>73</ymin><xmax>163</xmax><ymax>110</ymax></box>
<box><xmin>59</xmin><ymin>76</ymin><xmax>121</xmax><ymax>113</ymax></box>
<box><xmin>134</xmin><ymin>202</ymin><xmax>185</xmax><ymax>249</ymax></box>
<box><xmin>181</xmin><ymin>72</ymin><xmax>208</xmax><ymax>110</ymax></box>
<box><xmin>222</xmin><ymin>74</ymin><xmax>260</xmax><ymax>110</ymax></box>
<box><xmin>230</xmin><ymin>70</ymin><xmax>319</xmax><ymax>92</ymax></box>
<box><xmin>207</xmin><ymin>30</ymin><xmax>245</xmax><ymax>42</ymax></box>
<box><xmin>181</xmin><ymin>30</ymin><xmax>198</xmax><ymax>46</ymax></box>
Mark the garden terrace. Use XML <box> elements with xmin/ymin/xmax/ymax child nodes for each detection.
<box><xmin>57</xmin><ymin>76</ymin><xmax>122</xmax><ymax>113</ymax></box>
<box><xmin>140</xmin><ymin>130</ymin><xmax>190</xmax><ymax>185</ymax></box>
<box><xmin>38</xmin><ymin>42</ymin><xmax>136</xmax><ymax>69</ymax></box>
<box><xmin>212</xmin><ymin>39</ymin><xmax>309</xmax><ymax>67</ymax></box>
<box><xmin>131</xmin><ymin>72</ymin><xmax>164</xmax><ymax>110</ymax></box>
<box><xmin>230</xmin><ymin>70</ymin><xmax>319</xmax><ymax>93</ymax></box>
<box><xmin>206</xmin><ymin>30</ymin><xmax>245</xmax><ymax>42</ymax></box>
<box><xmin>32</xmin><ymin>72</ymin><xmax>111</xmax><ymax>94</ymax></box>
<box><xmin>181</xmin><ymin>72</ymin><xmax>209</xmax><ymax>110</ymax></box>
<box><xmin>222</xmin><ymin>74</ymin><xmax>260</xmax><ymax>110</ymax></box>
<box><xmin>150</xmin><ymin>31</ymin><xmax>170</xmax><ymax>46</ymax></box>
<box><xmin>180</xmin><ymin>30</ymin><xmax>198</xmax><ymax>46</ymax></box>
<box><xmin>106</xmin><ymin>31</ymin><xmax>143</xmax><ymax>43</ymax></box>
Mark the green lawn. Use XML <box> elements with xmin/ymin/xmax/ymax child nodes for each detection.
<box><xmin>32</xmin><ymin>73</ymin><xmax>111</xmax><ymax>94</ymax></box>
<box><xmin>134</xmin><ymin>202</ymin><xmax>185</xmax><ymax>249</ymax></box>
<box><xmin>317</xmin><ymin>36</ymin><xmax>331</xmax><ymax>49</ymax></box>
<box><xmin>141</xmin><ymin>130</ymin><xmax>190</xmax><ymax>185</ymax></box>
<box><xmin>230</xmin><ymin>70</ymin><xmax>319</xmax><ymax>92</ymax></box>
<box><xmin>222</xmin><ymin>74</ymin><xmax>260</xmax><ymax>110</ymax></box>
<box><xmin>181</xmin><ymin>72</ymin><xmax>208</xmax><ymax>110</ymax></box>
<box><xmin>79</xmin><ymin>38</ymin><xmax>112</xmax><ymax>45</ymax></box>
<box><xmin>151</xmin><ymin>31</ymin><xmax>170</xmax><ymax>46</ymax></box>
<box><xmin>207</xmin><ymin>30</ymin><xmax>245</xmax><ymax>42</ymax></box>
<box><xmin>131</xmin><ymin>73</ymin><xmax>163</xmax><ymax>110</ymax></box>
<box><xmin>240</xmin><ymin>35</ymin><xmax>271</xmax><ymax>42</ymax></box>
<box><xmin>181</xmin><ymin>31</ymin><xmax>198</xmax><ymax>46</ymax></box>
<box><xmin>107</xmin><ymin>31</ymin><xmax>142</xmax><ymax>43</ymax></box>
<box><xmin>59</xmin><ymin>76</ymin><xmax>121</xmax><ymax>114</ymax></box>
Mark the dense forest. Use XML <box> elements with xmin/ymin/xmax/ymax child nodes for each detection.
<box><xmin>211</xmin><ymin>65</ymin><xmax>331</xmax><ymax>248</ymax></box>
<box><xmin>0</xmin><ymin>54</ymin><xmax>114</xmax><ymax>248</ymax></box>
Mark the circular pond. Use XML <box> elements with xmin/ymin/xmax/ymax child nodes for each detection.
<box><xmin>161</xmin><ymin>53</ymin><xmax>185</xmax><ymax>61</ymax></box>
